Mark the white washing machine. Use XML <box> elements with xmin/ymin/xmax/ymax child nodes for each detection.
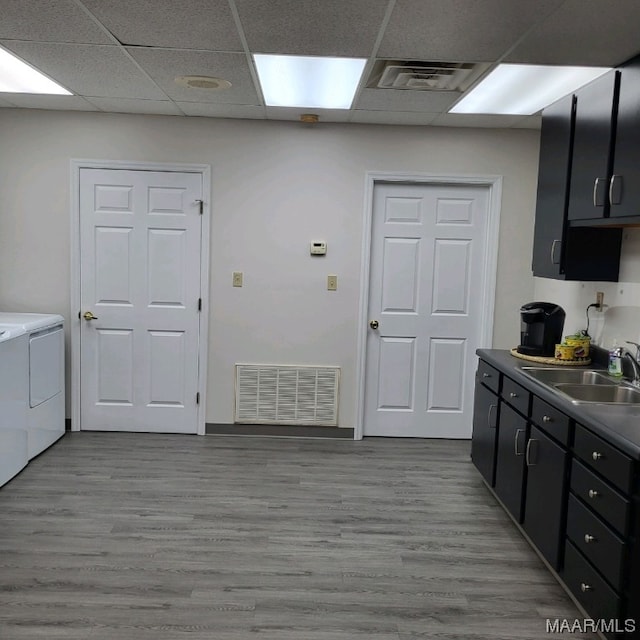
<box><xmin>0</xmin><ymin>325</ymin><xmax>29</xmax><ymax>486</ymax></box>
<box><xmin>0</xmin><ymin>313</ymin><xmax>65</xmax><ymax>460</ymax></box>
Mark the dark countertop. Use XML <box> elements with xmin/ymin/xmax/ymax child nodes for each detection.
<box><xmin>477</xmin><ymin>348</ymin><xmax>640</xmax><ymax>460</ymax></box>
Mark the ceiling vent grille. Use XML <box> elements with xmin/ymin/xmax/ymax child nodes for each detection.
<box><xmin>235</xmin><ymin>364</ymin><xmax>340</xmax><ymax>426</ymax></box>
<box><xmin>367</xmin><ymin>60</ymin><xmax>488</xmax><ymax>92</ymax></box>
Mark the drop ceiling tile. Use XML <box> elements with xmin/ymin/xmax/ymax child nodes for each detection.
<box><xmin>234</xmin><ymin>0</ymin><xmax>389</xmax><ymax>56</ymax></box>
<box><xmin>80</xmin><ymin>0</ymin><xmax>243</xmax><ymax>51</ymax></box>
<box><xmin>0</xmin><ymin>41</ymin><xmax>168</xmax><ymax>99</ymax></box>
<box><xmin>86</xmin><ymin>97</ymin><xmax>183</xmax><ymax>116</ymax></box>
<box><xmin>0</xmin><ymin>93</ymin><xmax>99</xmax><ymax>111</ymax></box>
<box><xmin>127</xmin><ymin>48</ymin><xmax>259</xmax><ymax>104</ymax></box>
<box><xmin>0</xmin><ymin>0</ymin><xmax>112</xmax><ymax>44</ymax></box>
<box><xmin>355</xmin><ymin>88</ymin><xmax>458</xmax><ymax>113</ymax></box>
<box><xmin>431</xmin><ymin>112</ymin><xmax>525</xmax><ymax>128</ymax></box>
<box><xmin>176</xmin><ymin>102</ymin><xmax>265</xmax><ymax>119</ymax></box>
<box><xmin>350</xmin><ymin>110</ymin><xmax>439</xmax><ymax>126</ymax></box>
<box><xmin>265</xmin><ymin>107</ymin><xmax>350</xmax><ymax>123</ymax></box>
<box><xmin>505</xmin><ymin>0</ymin><xmax>640</xmax><ymax>66</ymax></box>
<box><xmin>378</xmin><ymin>0</ymin><xmax>562</xmax><ymax>61</ymax></box>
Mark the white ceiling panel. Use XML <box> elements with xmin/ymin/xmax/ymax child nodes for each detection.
<box><xmin>127</xmin><ymin>48</ymin><xmax>260</xmax><ymax>104</ymax></box>
<box><xmin>0</xmin><ymin>0</ymin><xmax>112</xmax><ymax>44</ymax></box>
<box><xmin>86</xmin><ymin>97</ymin><xmax>183</xmax><ymax>116</ymax></box>
<box><xmin>2</xmin><ymin>0</ymin><xmax>640</xmax><ymax>127</ymax></box>
<box><xmin>0</xmin><ymin>93</ymin><xmax>98</xmax><ymax>111</ymax></box>
<box><xmin>378</xmin><ymin>0</ymin><xmax>563</xmax><ymax>61</ymax></box>
<box><xmin>234</xmin><ymin>0</ymin><xmax>389</xmax><ymax>57</ymax></box>
<box><xmin>80</xmin><ymin>0</ymin><xmax>243</xmax><ymax>51</ymax></box>
<box><xmin>505</xmin><ymin>0</ymin><xmax>640</xmax><ymax>66</ymax></box>
<box><xmin>355</xmin><ymin>88</ymin><xmax>459</xmax><ymax>113</ymax></box>
<box><xmin>0</xmin><ymin>41</ymin><xmax>167</xmax><ymax>99</ymax></box>
<box><xmin>176</xmin><ymin>103</ymin><xmax>265</xmax><ymax>119</ymax></box>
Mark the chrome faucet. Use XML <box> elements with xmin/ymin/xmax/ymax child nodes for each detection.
<box><xmin>623</xmin><ymin>341</ymin><xmax>640</xmax><ymax>387</ymax></box>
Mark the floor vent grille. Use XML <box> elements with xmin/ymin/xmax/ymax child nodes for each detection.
<box><xmin>235</xmin><ymin>365</ymin><xmax>340</xmax><ymax>426</ymax></box>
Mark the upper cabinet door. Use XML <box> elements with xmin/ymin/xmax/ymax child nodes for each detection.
<box><xmin>567</xmin><ymin>70</ymin><xmax>620</xmax><ymax>221</ymax></box>
<box><xmin>610</xmin><ymin>57</ymin><xmax>640</xmax><ymax>218</ymax></box>
<box><xmin>532</xmin><ymin>94</ymin><xmax>575</xmax><ymax>278</ymax></box>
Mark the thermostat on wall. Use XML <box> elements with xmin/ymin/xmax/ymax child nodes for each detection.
<box><xmin>310</xmin><ymin>241</ymin><xmax>327</xmax><ymax>256</ymax></box>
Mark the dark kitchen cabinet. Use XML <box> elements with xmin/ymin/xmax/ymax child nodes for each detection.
<box><xmin>522</xmin><ymin>424</ymin><xmax>569</xmax><ymax>570</ymax></box>
<box><xmin>532</xmin><ymin>93</ymin><xmax>622</xmax><ymax>280</ymax></box>
<box><xmin>568</xmin><ymin>70</ymin><xmax>620</xmax><ymax>221</ymax></box>
<box><xmin>494</xmin><ymin>402</ymin><xmax>528</xmax><ymax>522</ymax></box>
<box><xmin>471</xmin><ymin>365</ymin><xmax>500</xmax><ymax>486</ymax></box>
<box><xmin>473</xmin><ymin>350</ymin><xmax>640</xmax><ymax>635</ymax></box>
<box><xmin>609</xmin><ymin>56</ymin><xmax>640</xmax><ymax>219</ymax></box>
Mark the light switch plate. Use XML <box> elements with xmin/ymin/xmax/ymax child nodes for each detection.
<box><xmin>327</xmin><ymin>275</ymin><xmax>337</xmax><ymax>291</ymax></box>
<box><xmin>232</xmin><ymin>271</ymin><xmax>243</xmax><ymax>287</ymax></box>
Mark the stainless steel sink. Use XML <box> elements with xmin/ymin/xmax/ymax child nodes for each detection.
<box><xmin>521</xmin><ymin>367</ymin><xmax>617</xmax><ymax>386</ymax></box>
<box><xmin>518</xmin><ymin>366</ymin><xmax>640</xmax><ymax>405</ymax></box>
<box><xmin>554</xmin><ymin>383</ymin><xmax>640</xmax><ymax>404</ymax></box>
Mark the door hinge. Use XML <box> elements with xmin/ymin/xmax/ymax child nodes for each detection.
<box><xmin>198</xmin><ymin>298</ymin><xmax>202</xmax><ymax>311</ymax></box>
<box><xmin>196</xmin><ymin>392</ymin><xmax>200</xmax><ymax>405</ymax></box>
<box><xmin>196</xmin><ymin>199</ymin><xmax>204</xmax><ymax>215</ymax></box>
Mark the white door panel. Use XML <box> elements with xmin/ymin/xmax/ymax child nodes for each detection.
<box><xmin>80</xmin><ymin>168</ymin><xmax>202</xmax><ymax>433</ymax></box>
<box><xmin>364</xmin><ymin>182</ymin><xmax>490</xmax><ymax>438</ymax></box>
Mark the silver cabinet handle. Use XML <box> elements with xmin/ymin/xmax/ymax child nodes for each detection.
<box><xmin>588</xmin><ymin>489</ymin><xmax>599</xmax><ymax>499</ymax></box>
<box><xmin>584</xmin><ymin>534</ymin><xmax>595</xmax><ymax>544</ymax></box>
<box><xmin>581</xmin><ymin>583</ymin><xmax>592</xmax><ymax>593</ymax></box>
<box><xmin>525</xmin><ymin>439</ymin><xmax>538</xmax><ymax>466</ymax></box>
<box><xmin>509</xmin><ymin>392</ymin><xmax>518</xmax><ymax>398</ymax></box>
<box><xmin>514</xmin><ymin>429</ymin><xmax>525</xmax><ymax>456</ymax></box>
<box><xmin>593</xmin><ymin>177</ymin><xmax>606</xmax><ymax>206</ymax></box>
<box><xmin>487</xmin><ymin>404</ymin><xmax>497</xmax><ymax>429</ymax></box>
<box><xmin>550</xmin><ymin>239</ymin><xmax>561</xmax><ymax>265</ymax></box>
<box><xmin>543</xmin><ymin>415</ymin><xmax>552</xmax><ymax>423</ymax></box>
<box><xmin>592</xmin><ymin>451</ymin><xmax>603</xmax><ymax>461</ymax></box>
<box><xmin>609</xmin><ymin>174</ymin><xmax>622</xmax><ymax>205</ymax></box>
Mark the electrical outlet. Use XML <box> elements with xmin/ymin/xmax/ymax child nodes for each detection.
<box><xmin>327</xmin><ymin>275</ymin><xmax>337</xmax><ymax>291</ymax></box>
<box><xmin>232</xmin><ymin>271</ymin><xmax>243</xmax><ymax>287</ymax></box>
<box><xmin>596</xmin><ymin>291</ymin><xmax>604</xmax><ymax>311</ymax></box>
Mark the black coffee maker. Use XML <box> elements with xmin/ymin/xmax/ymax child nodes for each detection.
<box><xmin>517</xmin><ymin>302</ymin><xmax>566</xmax><ymax>357</ymax></box>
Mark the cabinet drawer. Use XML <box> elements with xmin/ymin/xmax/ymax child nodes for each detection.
<box><xmin>566</xmin><ymin>494</ymin><xmax>626</xmax><ymax>591</ymax></box>
<box><xmin>501</xmin><ymin>377</ymin><xmax>530</xmax><ymax>416</ymax></box>
<box><xmin>530</xmin><ymin>396</ymin><xmax>571</xmax><ymax>446</ymax></box>
<box><xmin>571</xmin><ymin>459</ymin><xmax>631</xmax><ymax>536</ymax></box>
<box><xmin>477</xmin><ymin>360</ymin><xmax>500</xmax><ymax>394</ymax></box>
<box><xmin>574</xmin><ymin>424</ymin><xmax>634</xmax><ymax>494</ymax></box>
<box><xmin>563</xmin><ymin>541</ymin><xmax>621</xmax><ymax>623</ymax></box>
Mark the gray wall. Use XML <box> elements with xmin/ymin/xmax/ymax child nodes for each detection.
<box><xmin>0</xmin><ymin>109</ymin><xmax>540</xmax><ymax>427</ymax></box>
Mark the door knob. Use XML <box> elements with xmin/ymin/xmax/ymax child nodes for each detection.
<box><xmin>369</xmin><ymin>320</ymin><xmax>379</xmax><ymax>329</ymax></box>
<box><xmin>83</xmin><ymin>311</ymin><xmax>99</xmax><ymax>321</ymax></box>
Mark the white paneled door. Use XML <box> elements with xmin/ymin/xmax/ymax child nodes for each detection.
<box><xmin>364</xmin><ymin>181</ymin><xmax>490</xmax><ymax>438</ymax></box>
<box><xmin>79</xmin><ymin>168</ymin><xmax>203</xmax><ymax>433</ymax></box>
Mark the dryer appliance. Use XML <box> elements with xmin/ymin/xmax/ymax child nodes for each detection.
<box><xmin>0</xmin><ymin>325</ymin><xmax>28</xmax><ymax>486</ymax></box>
<box><xmin>0</xmin><ymin>313</ymin><xmax>65</xmax><ymax>459</ymax></box>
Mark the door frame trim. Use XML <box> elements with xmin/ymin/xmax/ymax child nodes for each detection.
<box><xmin>69</xmin><ymin>159</ymin><xmax>212</xmax><ymax>435</ymax></box>
<box><xmin>354</xmin><ymin>172</ymin><xmax>502</xmax><ymax>440</ymax></box>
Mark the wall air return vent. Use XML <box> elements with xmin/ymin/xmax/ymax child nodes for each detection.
<box><xmin>367</xmin><ymin>60</ymin><xmax>489</xmax><ymax>92</ymax></box>
<box><xmin>235</xmin><ymin>364</ymin><xmax>340</xmax><ymax>426</ymax></box>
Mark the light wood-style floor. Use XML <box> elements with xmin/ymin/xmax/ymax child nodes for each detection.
<box><xmin>0</xmin><ymin>433</ymin><xmax>596</xmax><ymax>640</ymax></box>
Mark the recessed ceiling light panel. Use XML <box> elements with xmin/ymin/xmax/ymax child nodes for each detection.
<box><xmin>0</xmin><ymin>46</ymin><xmax>71</xmax><ymax>95</ymax></box>
<box><xmin>253</xmin><ymin>54</ymin><xmax>366</xmax><ymax>109</ymax></box>
<box><xmin>450</xmin><ymin>64</ymin><xmax>612</xmax><ymax>115</ymax></box>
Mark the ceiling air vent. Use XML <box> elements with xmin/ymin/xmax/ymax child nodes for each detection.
<box><xmin>367</xmin><ymin>60</ymin><xmax>489</xmax><ymax>92</ymax></box>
